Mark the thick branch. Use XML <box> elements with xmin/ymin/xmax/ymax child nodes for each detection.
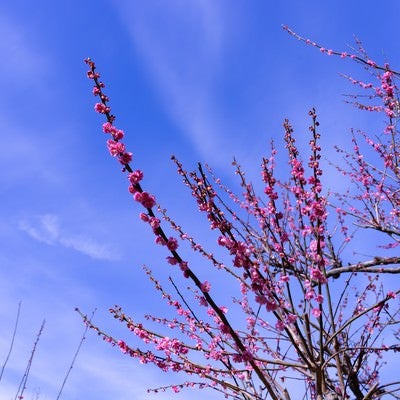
<box><xmin>327</xmin><ymin>257</ymin><xmax>400</xmax><ymax>278</ymax></box>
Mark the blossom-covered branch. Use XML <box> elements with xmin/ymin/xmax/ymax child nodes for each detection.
<box><xmin>82</xmin><ymin>31</ymin><xmax>400</xmax><ymax>399</ymax></box>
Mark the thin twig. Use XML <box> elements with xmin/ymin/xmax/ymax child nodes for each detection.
<box><xmin>0</xmin><ymin>302</ymin><xmax>21</xmax><ymax>383</ymax></box>
<box><xmin>14</xmin><ymin>319</ymin><xmax>46</xmax><ymax>400</ymax></box>
<box><xmin>55</xmin><ymin>309</ymin><xmax>97</xmax><ymax>400</ymax></box>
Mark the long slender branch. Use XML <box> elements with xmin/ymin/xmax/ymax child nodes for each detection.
<box><xmin>282</xmin><ymin>25</ymin><xmax>400</xmax><ymax>76</ymax></box>
<box><xmin>14</xmin><ymin>320</ymin><xmax>45</xmax><ymax>400</ymax></box>
<box><xmin>56</xmin><ymin>309</ymin><xmax>96</xmax><ymax>399</ymax></box>
<box><xmin>325</xmin><ymin>289</ymin><xmax>400</xmax><ymax>348</ymax></box>
<box><xmin>0</xmin><ymin>302</ymin><xmax>21</xmax><ymax>383</ymax></box>
<box><xmin>168</xmin><ymin>277</ymin><xmax>249</xmax><ymax>398</ymax></box>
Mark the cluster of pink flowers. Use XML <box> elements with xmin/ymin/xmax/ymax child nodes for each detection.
<box><xmin>85</xmin><ymin>59</ymin><xmax>133</xmax><ymax>168</ymax></box>
<box><xmin>380</xmin><ymin>68</ymin><xmax>398</xmax><ymax>119</ymax></box>
<box><xmin>85</xmin><ymin>58</ymin><xmax>189</xmax><ymax>261</ymax></box>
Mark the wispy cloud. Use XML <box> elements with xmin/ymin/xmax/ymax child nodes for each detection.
<box><xmin>115</xmin><ymin>2</ymin><xmax>235</xmax><ymax>165</ymax></box>
<box><xmin>59</xmin><ymin>235</ymin><xmax>118</xmax><ymax>261</ymax></box>
<box><xmin>19</xmin><ymin>214</ymin><xmax>59</xmax><ymax>245</ymax></box>
<box><xmin>0</xmin><ymin>13</ymin><xmax>48</xmax><ymax>84</ymax></box>
<box><xmin>19</xmin><ymin>214</ymin><xmax>119</xmax><ymax>261</ymax></box>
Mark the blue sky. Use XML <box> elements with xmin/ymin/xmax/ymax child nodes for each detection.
<box><xmin>1</xmin><ymin>1</ymin><xmax>399</xmax><ymax>399</ymax></box>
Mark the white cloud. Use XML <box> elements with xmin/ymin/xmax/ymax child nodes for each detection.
<box><xmin>59</xmin><ymin>235</ymin><xmax>118</xmax><ymax>261</ymax></box>
<box><xmin>0</xmin><ymin>13</ymin><xmax>48</xmax><ymax>83</ymax></box>
<box><xmin>19</xmin><ymin>214</ymin><xmax>119</xmax><ymax>261</ymax></box>
<box><xmin>19</xmin><ymin>214</ymin><xmax>59</xmax><ymax>245</ymax></box>
<box><xmin>114</xmin><ymin>2</ymin><xmax>234</xmax><ymax>165</ymax></box>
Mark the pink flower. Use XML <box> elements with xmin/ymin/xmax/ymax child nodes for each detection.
<box><xmin>128</xmin><ymin>170</ymin><xmax>144</xmax><ymax>185</ymax></box>
<box><xmin>247</xmin><ymin>317</ymin><xmax>255</xmax><ymax>328</ymax></box>
<box><xmin>118</xmin><ymin>152</ymin><xmax>133</xmax><ymax>164</ymax></box>
<box><xmin>199</xmin><ymin>296</ymin><xmax>208</xmax><ymax>306</ymax></box>
<box><xmin>310</xmin><ymin>267</ymin><xmax>325</xmax><ymax>283</ymax></box>
<box><xmin>286</xmin><ymin>314</ymin><xmax>297</xmax><ymax>324</ymax></box>
<box><xmin>280</xmin><ymin>275</ymin><xmax>290</xmax><ymax>283</ymax></box>
<box><xmin>155</xmin><ymin>235</ymin><xmax>166</xmax><ymax>246</ymax></box>
<box><xmin>309</xmin><ymin>240</ymin><xmax>318</xmax><ymax>252</ymax></box>
<box><xmin>118</xmin><ymin>340</ymin><xmax>129</xmax><ymax>354</ymax></box>
<box><xmin>167</xmin><ymin>237</ymin><xmax>178</xmax><ymax>251</ymax></box>
<box><xmin>305</xmin><ymin>290</ymin><xmax>315</xmax><ymax>301</ymax></box>
<box><xmin>94</xmin><ymin>103</ymin><xmax>110</xmax><ymax>114</ymax></box>
<box><xmin>107</xmin><ymin>139</ymin><xmax>125</xmax><ymax>156</ymax></box>
<box><xmin>139</xmin><ymin>213</ymin><xmax>149</xmax><ymax>222</ymax></box>
<box><xmin>255</xmin><ymin>295</ymin><xmax>267</xmax><ymax>305</ymax></box>
<box><xmin>102</xmin><ymin>122</ymin><xmax>124</xmax><ymax>140</ymax></box>
<box><xmin>128</xmin><ymin>184</ymin><xmax>138</xmax><ymax>194</ymax></box>
<box><xmin>219</xmin><ymin>306</ymin><xmax>228</xmax><ymax>314</ymax></box>
<box><xmin>102</xmin><ymin>122</ymin><xmax>114</xmax><ymax>133</ymax></box>
<box><xmin>166</xmin><ymin>256</ymin><xmax>178</xmax><ymax>265</ymax></box>
<box><xmin>179</xmin><ymin>261</ymin><xmax>188</xmax><ymax>272</ymax></box>
<box><xmin>149</xmin><ymin>217</ymin><xmax>160</xmax><ymax>229</ymax></box>
<box><xmin>241</xmin><ymin>350</ymin><xmax>253</xmax><ymax>362</ymax></box>
<box><xmin>134</xmin><ymin>192</ymin><xmax>156</xmax><ymax>209</ymax></box>
<box><xmin>266</xmin><ymin>300</ymin><xmax>278</xmax><ymax>312</ymax></box>
<box><xmin>112</xmin><ymin>129</ymin><xmax>124</xmax><ymax>140</ymax></box>
<box><xmin>312</xmin><ymin>308</ymin><xmax>321</xmax><ymax>318</ymax></box>
<box><xmin>200</xmin><ymin>281</ymin><xmax>211</xmax><ymax>293</ymax></box>
<box><xmin>87</xmin><ymin>71</ymin><xmax>100</xmax><ymax>79</ymax></box>
<box><xmin>219</xmin><ymin>323</ymin><xmax>230</xmax><ymax>334</ymax></box>
<box><xmin>315</xmin><ymin>294</ymin><xmax>324</xmax><ymax>304</ymax></box>
<box><xmin>217</xmin><ymin>235</ymin><xmax>234</xmax><ymax>249</ymax></box>
<box><xmin>276</xmin><ymin>320</ymin><xmax>285</xmax><ymax>331</ymax></box>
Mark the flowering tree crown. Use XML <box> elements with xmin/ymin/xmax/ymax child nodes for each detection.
<box><xmin>80</xmin><ymin>30</ymin><xmax>400</xmax><ymax>400</ymax></box>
